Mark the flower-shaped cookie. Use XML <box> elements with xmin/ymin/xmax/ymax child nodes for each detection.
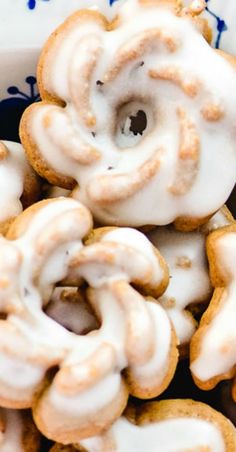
<box><xmin>20</xmin><ymin>0</ymin><xmax>236</xmax><ymax>229</ymax></box>
<box><xmin>191</xmin><ymin>223</ymin><xmax>236</xmax><ymax>393</ymax></box>
<box><xmin>0</xmin><ymin>199</ymin><xmax>177</xmax><ymax>443</ymax></box>
<box><xmin>36</xmin><ymin>226</ymin><xmax>177</xmax><ymax>443</ymax></box>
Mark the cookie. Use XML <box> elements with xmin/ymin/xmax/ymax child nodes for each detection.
<box><xmin>190</xmin><ymin>222</ymin><xmax>236</xmax><ymax>392</ymax></box>
<box><xmin>73</xmin><ymin>399</ymin><xmax>236</xmax><ymax>451</ymax></box>
<box><xmin>20</xmin><ymin>0</ymin><xmax>236</xmax><ymax>230</ymax></box>
<box><xmin>146</xmin><ymin>206</ymin><xmax>234</xmax><ymax>351</ymax></box>
<box><xmin>35</xmin><ymin>226</ymin><xmax>177</xmax><ymax>443</ymax></box>
<box><xmin>0</xmin><ymin>198</ymin><xmax>178</xmax><ymax>443</ymax></box>
<box><xmin>147</xmin><ymin>225</ymin><xmax>212</xmax><ymax>349</ymax></box>
<box><xmin>0</xmin><ymin>140</ymin><xmax>40</xmax><ymax>234</ymax></box>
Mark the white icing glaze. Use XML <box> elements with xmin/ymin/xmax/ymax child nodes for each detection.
<box><xmin>0</xmin><ymin>141</ymin><xmax>33</xmax><ymax>223</ymax></box>
<box><xmin>130</xmin><ymin>301</ymin><xmax>172</xmax><ymax>384</ymax></box>
<box><xmin>147</xmin><ymin>226</ymin><xmax>211</xmax><ymax>344</ymax></box>
<box><xmin>191</xmin><ymin>231</ymin><xmax>236</xmax><ymax>381</ymax></box>
<box><xmin>0</xmin><ymin>353</ymin><xmax>45</xmax><ymax>394</ymax></box>
<box><xmin>27</xmin><ymin>0</ymin><xmax>236</xmax><ymax>226</ymax></box>
<box><xmin>102</xmin><ymin>228</ymin><xmax>165</xmax><ymax>286</ymax></box>
<box><xmin>49</xmin><ymin>372</ymin><xmax>122</xmax><ymax>417</ymax></box>
<box><xmin>80</xmin><ymin>415</ymin><xmax>226</xmax><ymax>452</ymax></box>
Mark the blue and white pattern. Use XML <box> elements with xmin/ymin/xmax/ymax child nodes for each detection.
<box><xmin>0</xmin><ymin>76</ymin><xmax>39</xmax><ymax>142</ymax></box>
<box><xmin>27</xmin><ymin>0</ymin><xmax>118</xmax><ymax>10</ymax></box>
<box><xmin>204</xmin><ymin>0</ymin><xmax>227</xmax><ymax>49</ymax></box>
<box><xmin>27</xmin><ymin>0</ymin><xmax>50</xmax><ymax>9</ymax></box>
<box><xmin>5</xmin><ymin>76</ymin><xmax>40</xmax><ymax>103</ymax></box>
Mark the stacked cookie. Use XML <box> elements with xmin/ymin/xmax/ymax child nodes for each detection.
<box><xmin>0</xmin><ymin>0</ymin><xmax>236</xmax><ymax>450</ymax></box>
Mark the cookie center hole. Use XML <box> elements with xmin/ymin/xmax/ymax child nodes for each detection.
<box><xmin>45</xmin><ymin>287</ymin><xmax>99</xmax><ymax>335</ymax></box>
<box><xmin>115</xmin><ymin>101</ymin><xmax>153</xmax><ymax>148</ymax></box>
<box><xmin>124</xmin><ymin>110</ymin><xmax>147</xmax><ymax>136</ymax></box>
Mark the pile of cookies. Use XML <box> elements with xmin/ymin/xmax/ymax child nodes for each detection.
<box><xmin>0</xmin><ymin>0</ymin><xmax>236</xmax><ymax>450</ymax></box>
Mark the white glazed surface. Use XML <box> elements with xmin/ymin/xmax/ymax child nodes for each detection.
<box><xmin>191</xmin><ymin>231</ymin><xmax>236</xmax><ymax>382</ymax></box>
<box><xmin>0</xmin><ymin>141</ymin><xmax>33</xmax><ymax>223</ymax></box>
<box><xmin>80</xmin><ymin>415</ymin><xmax>226</xmax><ymax>452</ymax></box>
<box><xmin>147</xmin><ymin>226</ymin><xmax>211</xmax><ymax>344</ymax></box>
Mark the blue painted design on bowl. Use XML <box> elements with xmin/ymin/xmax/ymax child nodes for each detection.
<box><xmin>27</xmin><ymin>0</ymin><xmax>50</xmax><ymax>10</ymax></box>
<box><xmin>27</xmin><ymin>0</ymin><xmax>119</xmax><ymax>10</ymax></box>
<box><xmin>0</xmin><ymin>76</ymin><xmax>40</xmax><ymax>142</ymax></box>
<box><xmin>205</xmin><ymin>0</ymin><xmax>228</xmax><ymax>48</ymax></box>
